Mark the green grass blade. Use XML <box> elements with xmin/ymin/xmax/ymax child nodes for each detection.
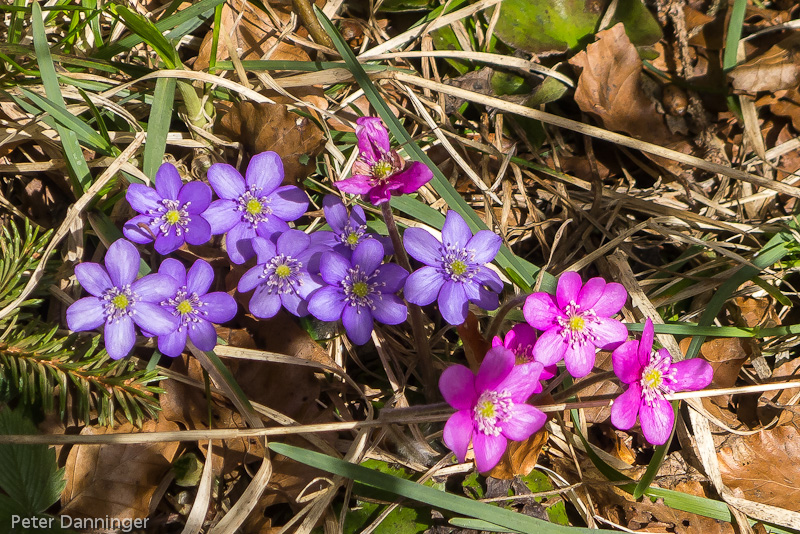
<box><xmin>723</xmin><ymin>0</ymin><xmax>747</xmax><ymax>71</ymax></box>
<box><xmin>314</xmin><ymin>7</ymin><xmax>555</xmax><ymax>293</ymax></box>
<box><xmin>142</xmin><ymin>77</ymin><xmax>177</xmax><ymax>180</ymax></box>
<box><xmin>31</xmin><ymin>0</ymin><xmax>92</xmax><ymax>192</ymax></box>
<box><xmin>110</xmin><ymin>5</ymin><xmax>180</xmax><ymax>69</ymax></box>
<box><xmin>270</xmin><ymin>443</ymin><xmax>597</xmax><ymax>533</ymax></box>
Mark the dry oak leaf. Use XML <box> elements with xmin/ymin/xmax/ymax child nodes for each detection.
<box><xmin>718</xmin><ymin>425</ymin><xmax>800</xmax><ymax>512</ymax></box>
<box><xmin>730</xmin><ymin>33</ymin><xmax>800</xmax><ymax>94</ymax></box>
<box><xmin>60</xmin><ymin>418</ymin><xmax>180</xmax><ymax>521</ymax></box>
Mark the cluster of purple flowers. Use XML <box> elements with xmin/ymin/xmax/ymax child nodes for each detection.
<box><xmin>65</xmin><ymin>115</ymin><xmax>715</xmax><ymax>475</ymax></box>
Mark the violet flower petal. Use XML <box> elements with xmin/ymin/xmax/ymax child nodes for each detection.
<box><xmin>404</xmin><ymin>266</ymin><xmax>444</xmax><ymax>306</ymax></box>
<box><xmin>281</xmin><ymin>290</ymin><xmax>308</xmax><ymax>317</ymax></box>
<box><xmin>467</xmin><ymin>231</ymin><xmax>502</xmax><ymax>264</ymax></box>
<box><xmin>104</xmin><ymin>317</ymin><xmax>136</xmax><ymax>359</ymax></box>
<box><xmin>370</xmin><ymin>294</ymin><xmax>407</xmax><ymax>325</ymax></box>
<box><xmin>207</xmin><ymin>163</ymin><xmax>246</xmax><ymax>200</ymax></box>
<box><xmin>202</xmin><ymin>199</ymin><xmax>240</xmax><ymax>235</ymax></box>
<box><xmin>443</xmin><ymin>411</ymin><xmax>473</xmax><ymax>463</ymax></box>
<box><xmin>251</xmin><ymin>236</ymin><xmax>277</xmax><ymax>263</ymax></box>
<box><xmin>322</xmin><ymin>195</ymin><xmax>348</xmax><ymax>231</ymax></box>
<box><xmin>188</xmin><ymin>320</ymin><xmax>218</xmax><ymax>352</ymax></box>
<box><xmin>352</xmin><ymin>239</ymin><xmax>384</xmax><ymax>275</ymax></box>
<box><xmin>610</xmin><ymin>382</ymin><xmax>642</xmax><ymax>430</ymax></box>
<box><xmin>438</xmin><ymin>280</ymin><xmax>469</xmax><ymax>325</ymax></box>
<box><xmin>245</xmin><ymin>151</ymin><xmax>283</xmax><ymax>193</ymax></box>
<box><xmin>178</xmin><ymin>181</ymin><xmax>212</xmax><ymax>214</ymax></box>
<box><xmin>464</xmin><ymin>281</ymin><xmax>499</xmax><ymax>311</ymax></box>
<box><xmin>66</xmin><ymin>297</ymin><xmax>105</xmax><ymax>331</ymax></box>
<box><xmin>199</xmin><ymin>293</ymin><xmax>237</xmax><ymax>323</ymax></box>
<box><xmin>105</xmin><ymin>239</ymin><xmax>139</xmax><ymax>287</ymax></box>
<box><xmin>131</xmin><ymin>273</ymin><xmax>179</xmax><ymax>302</ymax></box>
<box><xmin>126</xmin><ymin>183</ymin><xmax>162</xmax><ymax>213</ymax></box>
<box><xmin>342</xmin><ymin>305</ymin><xmax>373</xmax><ymax>345</ymax></box>
<box><xmin>186</xmin><ymin>260</ymin><xmax>214</xmax><ymax>295</ymax></box>
<box><xmin>439</xmin><ymin>365</ymin><xmax>478</xmax><ymax>410</ymax></box>
<box><xmin>442</xmin><ymin>211</ymin><xmax>472</xmax><ymax>249</ymax></box>
<box><xmin>226</xmin><ymin>223</ymin><xmax>257</xmax><ymax>264</ymax></box>
<box><xmin>133</xmin><ymin>301</ymin><xmax>179</xmax><ymax>335</ymax></box>
<box><xmin>500</xmin><ymin>404</ymin><xmax>546</xmax><ymax>442</ymax></box>
<box><xmin>277</xmin><ymin>229</ymin><xmax>311</xmax><ymax>259</ymax></box>
<box><xmin>319</xmin><ymin>251</ymin><xmax>351</xmax><ymax>286</ymax></box>
<box><xmin>255</xmin><ymin>216</ymin><xmax>290</xmax><ymax>243</ymax></box>
<box><xmin>185</xmin><ymin>216</ymin><xmax>212</xmax><ymax>246</ymax></box>
<box><xmin>159</xmin><ymin>258</ymin><xmax>187</xmax><ymax>286</ymax></box>
<box><xmin>154</xmin><ymin>231</ymin><xmax>184</xmax><ymax>255</ymax></box>
<box><xmin>640</xmin><ymin>398</ymin><xmax>674</xmax><ymax>445</ymax></box>
<box><xmin>373</xmin><ymin>263</ymin><xmax>408</xmax><ymax>293</ymax></box>
<box><xmin>122</xmin><ymin>214</ymin><xmax>159</xmax><ymax>245</ymax></box>
<box><xmin>270</xmin><ymin>185</ymin><xmax>309</xmax><ymax>221</ymax></box>
<box><xmin>403</xmin><ymin>228</ymin><xmax>441</xmax><ymax>266</ymax></box>
<box><xmin>159</xmin><ymin>328</ymin><xmax>188</xmax><ymax>357</ymax></box>
<box><xmin>155</xmin><ymin>163</ymin><xmax>182</xmax><ymax>199</ymax></box>
<box><xmin>472</xmin><ymin>432</ymin><xmax>506</xmax><ymax>473</ymax></box>
<box><xmin>74</xmin><ymin>263</ymin><xmax>113</xmax><ymax>296</ymax></box>
<box><xmin>249</xmin><ymin>286</ymin><xmax>282</xmax><ymax>319</ymax></box>
<box><xmin>307</xmin><ymin>286</ymin><xmax>346</xmax><ymax>322</ymax></box>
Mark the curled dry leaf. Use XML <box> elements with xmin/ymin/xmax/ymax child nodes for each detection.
<box><xmin>60</xmin><ymin>418</ymin><xmax>180</xmax><ymax>521</ymax></box>
<box><xmin>488</xmin><ymin>429</ymin><xmax>549</xmax><ymax>479</ymax></box>
<box><xmin>730</xmin><ymin>34</ymin><xmax>800</xmax><ymax>94</ymax></box>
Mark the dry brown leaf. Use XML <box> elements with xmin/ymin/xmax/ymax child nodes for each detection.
<box><xmin>680</xmin><ymin>337</ymin><xmax>748</xmax><ymax>389</ymax></box>
<box><xmin>488</xmin><ymin>430</ymin><xmax>549</xmax><ymax>480</ymax></box>
<box><xmin>577</xmin><ymin>350</ymin><xmax>621</xmax><ymax>424</ymax></box>
<box><xmin>60</xmin><ymin>418</ymin><xmax>180</xmax><ymax>521</ymax></box>
<box><xmin>757</xmin><ymin>357</ymin><xmax>800</xmax><ymax>427</ymax></box>
<box><xmin>770</xmin><ymin>88</ymin><xmax>800</xmax><ymax>134</ymax></box>
<box><xmin>730</xmin><ymin>34</ymin><xmax>800</xmax><ymax>94</ymax></box>
<box><xmin>455</xmin><ymin>311</ymin><xmax>491</xmax><ymax>372</ymax></box>
<box><xmin>733</xmin><ymin>295</ymin><xmax>781</xmax><ymax>329</ymax></box>
<box><xmin>719</xmin><ymin>425</ymin><xmax>800</xmax><ymax>512</ymax></box>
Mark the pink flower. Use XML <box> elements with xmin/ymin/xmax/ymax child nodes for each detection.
<box><xmin>523</xmin><ymin>272</ymin><xmax>628</xmax><ymax>378</ymax></box>
<box><xmin>491</xmin><ymin>324</ymin><xmax>556</xmax><ymax>393</ymax></box>
<box><xmin>439</xmin><ymin>346</ymin><xmax>547</xmax><ymax>472</ymax></box>
<box><xmin>610</xmin><ymin>318</ymin><xmax>713</xmax><ymax>445</ymax></box>
<box><xmin>335</xmin><ymin>117</ymin><xmax>432</xmax><ymax>205</ymax></box>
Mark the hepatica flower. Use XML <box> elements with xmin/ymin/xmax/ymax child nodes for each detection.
<box><xmin>156</xmin><ymin>259</ymin><xmax>237</xmax><ymax>357</ymax></box>
<box><xmin>404</xmin><ymin>210</ymin><xmax>503</xmax><ymax>325</ymax></box>
<box><xmin>610</xmin><ymin>318</ymin><xmax>713</xmax><ymax>445</ymax></box>
<box><xmin>308</xmin><ymin>239</ymin><xmax>408</xmax><ymax>345</ymax></box>
<box><xmin>440</xmin><ymin>346</ymin><xmax>547</xmax><ymax>472</ymax></box>
<box><xmin>123</xmin><ymin>163</ymin><xmax>212</xmax><ymax>254</ymax></box>
<box><xmin>524</xmin><ymin>272</ymin><xmax>628</xmax><ymax>378</ymax></box>
<box><xmin>311</xmin><ymin>195</ymin><xmax>392</xmax><ymax>259</ymax></box>
<box><xmin>238</xmin><ymin>230</ymin><xmax>323</xmax><ymax>319</ymax></box>
<box><xmin>203</xmin><ymin>152</ymin><xmax>309</xmax><ymax>264</ymax></box>
<box><xmin>491</xmin><ymin>324</ymin><xmax>556</xmax><ymax>393</ymax></box>
<box><xmin>66</xmin><ymin>239</ymin><xmax>180</xmax><ymax>359</ymax></box>
<box><xmin>335</xmin><ymin>117</ymin><xmax>432</xmax><ymax>205</ymax></box>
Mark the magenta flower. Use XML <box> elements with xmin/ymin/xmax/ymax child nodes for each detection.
<box><xmin>237</xmin><ymin>230</ymin><xmax>323</xmax><ymax>319</ymax></box>
<box><xmin>155</xmin><ymin>259</ymin><xmax>238</xmax><ymax>357</ymax></box>
<box><xmin>610</xmin><ymin>319</ymin><xmax>713</xmax><ymax>445</ymax></box>
<box><xmin>307</xmin><ymin>239</ymin><xmax>408</xmax><ymax>345</ymax></box>
<box><xmin>523</xmin><ymin>272</ymin><xmax>628</xmax><ymax>378</ymax></box>
<box><xmin>66</xmin><ymin>239</ymin><xmax>180</xmax><ymax>359</ymax></box>
<box><xmin>404</xmin><ymin>210</ymin><xmax>502</xmax><ymax>325</ymax></box>
<box><xmin>202</xmin><ymin>152</ymin><xmax>309</xmax><ymax>264</ymax></box>
<box><xmin>440</xmin><ymin>346</ymin><xmax>547</xmax><ymax>472</ymax></box>
<box><xmin>311</xmin><ymin>195</ymin><xmax>393</xmax><ymax>259</ymax></box>
<box><xmin>335</xmin><ymin>117</ymin><xmax>432</xmax><ymax>205</ymax></box>
<box><xmin>122</xmin><ymin>163</ymin><xmax>212</xmax><ymax>254</ymax></box>
<box><xmin>491</xmin><ymin>324</ymin><xmax>556</xmax><ymax>393</ymax></box>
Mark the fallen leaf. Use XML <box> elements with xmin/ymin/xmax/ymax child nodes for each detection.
<box><xmin>730</xmin><ymin>33</ymin><xmax>800</xmax><ymax>94</ymax></box>
<box><xmin>60</xmin><ymin>418</ymin><xmax>180</xmax><ymax>520</ymax></box>
<box><xmin>488</xmin><ymin>430</ymin><xmax>549</xmax><ymax>479</ymax></box>
<box><xmin>718</xmin><ymin>425</ymin><xmax>800</xmax><ymax>512</ymax></box>
<box><xmin>577</xmin><ymin>350</ymin><xmax>621</xmax><ymax>424</ymax></box>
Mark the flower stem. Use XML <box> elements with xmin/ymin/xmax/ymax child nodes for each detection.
<box><xmin>380</xmin><ymin>202</ymin><xmax>437</xmax><ymax>402</ymax></box>
<box><xmin>486</xmin><ymin>292</ymin><xmax>529</xmax><ymax>342</ymax></box>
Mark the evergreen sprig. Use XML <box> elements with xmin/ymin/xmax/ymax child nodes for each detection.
<box><xmin>0</xmin><ymin>219</ymin><xmax>54</xmax><ymax>324</ymax></box>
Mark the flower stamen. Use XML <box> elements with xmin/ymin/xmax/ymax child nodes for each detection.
<box><xmin>473</xmin><ymin>390</ymin><xmax>514</xmax><ymax>436</ymax></box>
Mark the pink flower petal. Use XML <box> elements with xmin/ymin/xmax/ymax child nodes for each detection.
<box><xmin>439</xmin><ymin>365</ymin><xmax>477</xmax><ymax>411</ymax></box>
<box><xmin>610</xmin><ymin>382</ymin><xmax>642</xmax><ymax>430</ymax></box>
<box><xmin>532</xmin><ymin>327</ymin><xmax>568</xmax><ymax>366</ymax></box>
<box><xmin>556</xmin><ymin>271</ymin><xmax>582</xmax><ymax>308</ymax></box>
<box><xmin>335</xmin><ymin>175</ymin><xmax>373</xmax><ymax>195</ymax></box>
<box><xmin>523</xmin><ymin>293</ymin><xmax>561</xmax><ymax>330</ymax></box>
<box><xmin>563</xmin><ymin>341</ymin><xmax>596</xmax><ymax>378</ymax></box>
<box><xmin>496</xmin><ymin>362</ymin><xmax>545</xmax><ymax>403</ymax></box>
<box><xmin>640</xmin><ymin>398</ymin><xmax>675</xmax><ymax>445</ymax></box>
<box><xmin>612</xmin><ymin>340</ymin><xmax>643</xmax><ymax>384</ymax></box>
<box><xmin>670</xmin><ymin>358</ymin><xmax>714</xmax><ymax>391</ymax></box>
<box><xmin>638</xmin><ymin>318</ymin><xmax>655</xmax><ymax>365</ymax></box>
<box><xmin>505</xmin><ymin>324</ymin><xmax>537</xmax><ymax>352</ymax></box>
<box><xmin>356</xmin><ymin>117</ymin><xmax>391</xmax><ymax>163</ymax></box>
<box><xmin>587</xmin><ymin>317</ymin><xmax>629</xmax><ymax>348</ymax></box>
<box><xmin>395</xmin><ymin>161</ymin><xmax>433</xmax><ymax>194</ymax></box>
<box><xmin>472</xmin><ymin>432</ymin><xmax>507</xmax><ymax>473</ymax></box>
<box><xmin>500</xmin><ymin>404</ymin><xmax>546</xmax><ymax>441</ymax></box>
<box><xmin>576</xmin><ymin>277</ymin><xmax>605</xmax><ymax>309</ymax></box>
<box><xmin>593</xmin><ymin>282</ymin><xmax>627</xmax><ymax>317</ymax></box>
<box><xmin>476</xmin><ymin>346</ymin><xmax>515</xmax><ymax>392</ymax></box>
<box><xmin>443</xmin><ymin>411</ymin><xmax>473</xmax><ymax>463</ymax></box>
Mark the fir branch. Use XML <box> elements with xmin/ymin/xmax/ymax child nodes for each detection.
<box><xmin>0</xmin><ymin>220</ymin><xmax>54</xmax><ymax>324</ymax></box>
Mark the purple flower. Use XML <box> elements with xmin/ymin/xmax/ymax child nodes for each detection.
<box><xmin>203</xmin><ymin>152</ymin><xmax>309</xmax><ymax>264</ymax></box>
<box><xmin>404</xmin><ymin>210</ymin><xmax>503</xmax><ymax>326</ymax></box>
<box><xmin>491</xmin><ymin>324</ymin><xmax>556</xmax><ymax>393</ymax></box>
<box><xmin>155</xmin><ymin>259</ymin><xmax>238</xmax><ymax>357</ymax></box>
<box><xmin>123</xmin><ymin>163</ymin><xmax>212</xmax><ymax>254</ymax></box>
<box><xmin>335</xmin><ymin>117</ymin><xmax>432</xmax><ymax>206</ymax></box>
<box><xmin>307</xmin><ymin>239</ymin><xmax>408</xmax><ymax>345</ymax></box>
<box><xmin>237</xmin><ymin>230</ymin><xmax>323</xmax><ymax>319</ymax></box>
<box><xmin>66</xmin><ymin>239</ymin><xmax>180</xmax><ymax>360</ymax></box>
<box><xmin>440</xmin><ymin>346</ymin><xmax>547</xmax><ymax>472</ymax></box>
<box><xmin>311</xmin><ymin>195</ymin><xmax>393</xmax><ymax>259</ymax></box>
<box><xmin>610</xmin><ymin>319</ymin><xmax>714</xmax><ymax>445</ymax></box>
<box><xmin>523</xmin><ymin>272</ymin><xmax>628</xmax><ymax>378</ymax></box>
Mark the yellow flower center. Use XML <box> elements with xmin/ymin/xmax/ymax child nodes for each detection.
<box><xmin>176</xmin><ymin>300</ymin><xmax>193</xmax><ymax>315</ymax></box>
<box><xmin>165</xmin><ymin>209</ymin><xmax>181</xmax><ymax>224</ymax></box>
<box><xmin>643</xmin><ymin>368</ymin><xmax>663</xmax><ymax>389</ymax></box>
<box><xmin>246</xmin><ymin>198</ymin><xmax>263</xmax><ymax>215</ymax></box>
<box><xmin>450</xmin><ymin>260</ymin><xmax>467</xmax><ymax>276</ymax></box>
<box><xmin>111</xmin><ymin>294</ymin><xmax>129</xmax><ymax>310</ymax></box>
<box><xmin>346</xmin><ymin>232</ymin><xmax>360</xmax><ymax>245</ymax></box>
<box><xmin>372</xmin><ymin>160</ymin><xmax>393</xmax><ymax>179</ymax></box>
<box><xmin>352</xmin><ymin>281</ymin><xmax>369</xmax><ymax>298</ymax></box>
<box><xmin>476</xmin><ymin>399</ymin><xmax>496</xmax><ymax>420</ymax></box>
<box><xmin>568</xmin><ymin>316</ymin><xmax>585</xmax><ymax>332</ymax></box>
<box><xmin>275</xmin><ymin>265</ymin><xmax>291</xmax><ymax>278</ymax></box>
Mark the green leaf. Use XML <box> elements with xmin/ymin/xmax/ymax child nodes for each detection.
<box><xmin>110</xmin><ymin>5</ymin><xmax>180</xmax><ymax>69</ymax></box>
<box><xmin>271</xmin><ymin>443</ymin><xmax>599</xmax><ymax>533</ymax></box>
<box><xmin>519</xmin><ymin>471</ymin><xmax>569</xmax><ymax>525</ymax></box>
<box><xmin>31</xmin><ymin>0</ymin><xmax>93</xmax><ymax>192</ymax></box>
<box><xmin>0</xmin><ymin>406</ymin><xmax>65</xmax><ymax>515</ymax></box>
<box><xmin>723</xmin><ymin>0</ymin><xmax>747</xmax><ymax>71</ymax></box>
<box><xmin>314</xmin><ymin>7</ymin><xmax>555</xmax><ymax>293</ymax></box>
<box><xmin>142</xmin><ymin>76</ymin><xmax>177</xmax><ymax>179</ymax></box>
